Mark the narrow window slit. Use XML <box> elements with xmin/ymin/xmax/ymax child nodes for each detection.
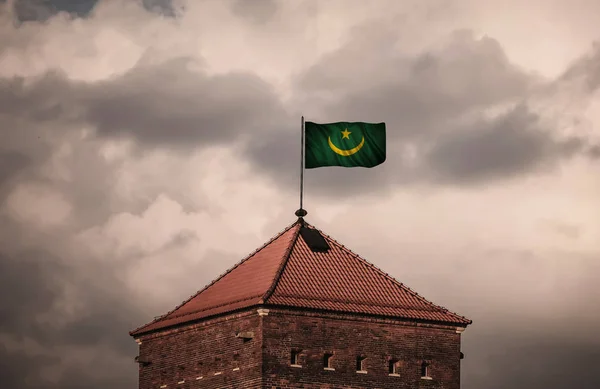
<box><xmin>421</xmin><ymin>360</ymin><xmax>432</xmax><ymax>379</ymax></box>
<box><xmin>290</xmin><ymin>349</ymin><xmax>302</xmax><ymax>367</ymax></box>
<box><xmin>356</xmin><ymin>356</ymin><xmax>367</xmax><ymax>372</ymax></box>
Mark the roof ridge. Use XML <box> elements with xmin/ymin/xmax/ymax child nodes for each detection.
<box><xmin>305</xmin><ymin>223</ymin><xmax>471</xmax><ymax>325</ymax></box>
<box><xmin>260</xmin><ymin>221</ymin><xmax>302</xmax><ymax>303</ymax></box>
<box><xmin>130</xmin><ymin>219</ymin><xmax>301</xmax><ymax>336</ymax></box>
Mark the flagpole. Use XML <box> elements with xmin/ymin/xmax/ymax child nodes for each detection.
<box><xmin>295</xmin><ymin>116</ymin><xmax>307</xmax><ymax>219</ymax></box>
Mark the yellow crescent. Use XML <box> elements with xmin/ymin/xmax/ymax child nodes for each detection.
<box><xmin>328</xmin><ymin>136</ymin><xmax>365</xmax><ymax>156</ymax></box>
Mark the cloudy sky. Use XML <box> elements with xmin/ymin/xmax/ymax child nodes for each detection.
<box><xmin>1</xmin><ymin>0</ymin><xmax>600</xmax><ymax>388</ymax></box>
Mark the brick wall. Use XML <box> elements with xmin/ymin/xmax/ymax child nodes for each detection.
<box><xmin>135</xmin><ymin>309</ymin><xmax>263</xmax><ymax>389</ymax></box>
<box><xmin>133</xmin><ymin>307</ymin><xmax>463</xmax><ymax>389</ymax></box>
<box><xmin>262</xmin><ymin>309</ymin><xmax>462</xmax><ymax>389</ymax></box>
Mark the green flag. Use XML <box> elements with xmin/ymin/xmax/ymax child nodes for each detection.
<box><xmin>304</xmin><ymin>121</ymin><xmax>386</xmax><ymax>168</ymax></box>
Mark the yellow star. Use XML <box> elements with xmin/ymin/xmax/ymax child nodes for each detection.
<box><xmin>341</xmin><ymin>129</ymin><xmax>351</xmax><ymax>139</ymax></box>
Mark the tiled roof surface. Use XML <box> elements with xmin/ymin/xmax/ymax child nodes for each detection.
<box><xmin>268</xmin><ymin>229</ymin><xmax>470</xmax><ymax>324</ymax></box>
<box><xmin>131</xmin><ymin>219</ymin><xmax>470</xmax><ymax>336</ymax></box>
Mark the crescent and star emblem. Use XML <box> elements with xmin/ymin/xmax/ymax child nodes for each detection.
<box><xmin>328</xmin><ymin>129</ymin><xmax>365</xmax><ymax>156</ymax></box>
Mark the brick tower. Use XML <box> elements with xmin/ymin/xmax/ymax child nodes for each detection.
<box><xmin>130</xmin><ymin>219</ymin><xmax>471</xmax><ymax>389</ymax></box>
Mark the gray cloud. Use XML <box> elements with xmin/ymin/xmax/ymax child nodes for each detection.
<box><xmin>142</xmin><ymin>0</ymin><xmax>181</xmax><ymax>18</ymax></box>
<box><xmin>0</xmin><ymin>70</ymin><xmax>77</xmax><ymax>121</ymax></box>
<box><xmin>231</xmin><ymin>0</ymin><xmax>278</xmax><ymax>24</ymax></box>
<box><xmin>297</xmin><ymin>29</ymin><xmax>535</xmax><ymax>123</ymax></box>
<box><xmin>556</xmin><ymin>41</ymin><xmax>600</xmax><ymax>93</ymax></box>
<box><xmin>0</xmin><ymin>346</ymin><xmax>60</xmax><ymax>389</ymax></box>
<box><xmin>0</xmin><ymin>151</ymin><xmax>29</xmax><ymax>188</ymax></box>
<box><xmin>0</xmin><ymin>245</ymin><xmax>141</xmax><ymax>388</ymax></box>
<box><xmin>5</xmin><ymin>0</ymin><xmax>182</xmax><ymax>22</ymax></box>
<box><xmin>81</xmin><ymin>58</ymin><xmax>288</xmax><ymax>147</ymax></box>
<box><xmin>463</xmin><ymin>327</ymin><xmax>600</xmax><ymax>389</ymax></box>
<box><xmin>10</xmin><ymin>0</ymin><xmax>98</xmax><ymax>22</ymax></box>
<box><xmin>0</xmin><ymin>58</ymin><xmax>289</xmax><ymax>150</ymax></box>
<box><xmin>0</xmin><ymin>60</ymin><xmax>290</xmax><ymax>224</ymax></box>
<box><xmin>0</xmin><ymin>250</ymin><xmax>63</xmax><ymax>335</ymax></box>
<box><xmin>424</xmin><ymin>104</ymin><xmax>587</xmax><ymax>183</ymax></box>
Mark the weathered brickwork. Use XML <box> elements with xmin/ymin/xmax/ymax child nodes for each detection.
<box><xmin>134</xmin><ymin>307</ymin><xmax>464</xmax><ymax>389</ymax></box>
<box><xmin>136</xmin><ymin>309</ymin><xmax>263</xmax><ymax>389</ymax></box>
<box><xmin>261</xmin><ymin>309</ymin><xmax>462</xmax><ymax>389</ymax></box>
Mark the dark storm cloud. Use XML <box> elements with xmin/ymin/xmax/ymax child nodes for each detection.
<box><xmin>0</xmin><ymin>70</ymin><xmax>77</xmax><ymax>120</ymax></box>
<box><xmin>0</xmin><ymin>70</ymin><xmax>117</xmax><ymax>226</ymax></box>
<box><xmin>0</xmin><ymin>151</ymin><xmax>29</xmax><ymax>188</ymax></box>
<box><xmin>0</xmin><ymin>250</ymin><xmax>63</xmax><ymax>335</ymax></box>
<box><xmin>0</xmin><ymin>346</ymin><xmax>60</xmax><ymax>389</ymax></box>
<box><xmin>6</xmin><ymin>0</ymin><xmax>179</xmax><ymax>22</ymax></box>
<box><xmin>302</xmin><ymin>29</ymin><xmax>533</xmax><ymax>122</ymax></box>
<box><xmin>0</xmin><ymin>63</ymin><xmax>241</xmax><ymax>226</ymax></box>
<box><xmin>11</xmin><ymin>0</ymin><xmax>98</xmax><ymax>21</ymax></box>
<box><xmin>462</xmin><ymin>326</ymin><xmax>600</xmax><ymax>389</ymax></box>
<box><xmin>0</xmin><ymin>244</ymin><xmax>142</xmax><ymax>388</ymax></box>
<box><xmin>424</xmin><ymin>104</ymin><xmax>587</xmax><ymax>183</ymax></box>
<box><xmin>245</xmin><ymin>29</ymin><xmax>599</xmax><ymax>197</ymax></box>
<box><xmin>0</xmin><ymin>57</ymin><xmax>289</xmax><ymax>150</ymax></box>
<box><xmin>81</xmin><ymin>58</ymin><xmax>289</xmax><ymax>147</ymax></box>
<box><xmin>486</xmin><ymin>338</ymin><xmax>600</xmax><ymax>389</ymax></box>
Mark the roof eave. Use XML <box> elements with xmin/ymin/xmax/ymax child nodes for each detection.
<box><xmin>130</xmin><ymin>304</ymin><xmax>265</xmax><ymax>338</ymax></box>
<box><xmin>260</xmin><ymin>303</ymin><xmax>472</xmax><ymax>328</ymax></box>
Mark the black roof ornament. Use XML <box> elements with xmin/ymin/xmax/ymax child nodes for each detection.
<box><xmin>300</xmin><ymin>225</ymin><xmax>330</xmax><ymax>252</ymax></box>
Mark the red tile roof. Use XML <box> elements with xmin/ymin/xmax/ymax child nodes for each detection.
<box><xmin>131</xmin><ymin>219</ymin><xmax>471</xmax><ymax>336</ymax></box>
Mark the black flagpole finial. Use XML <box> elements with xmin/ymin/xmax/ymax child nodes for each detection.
<box><xmin>295</xmin><ymin>208</ymin><xmax>307</xmax><ymax>218</ymax></box>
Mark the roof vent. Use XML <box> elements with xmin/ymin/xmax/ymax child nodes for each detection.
<box><xmin>300</xmin><ymin>226</ymin><xmax>330</xmax><ymax>252</ymax></box>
